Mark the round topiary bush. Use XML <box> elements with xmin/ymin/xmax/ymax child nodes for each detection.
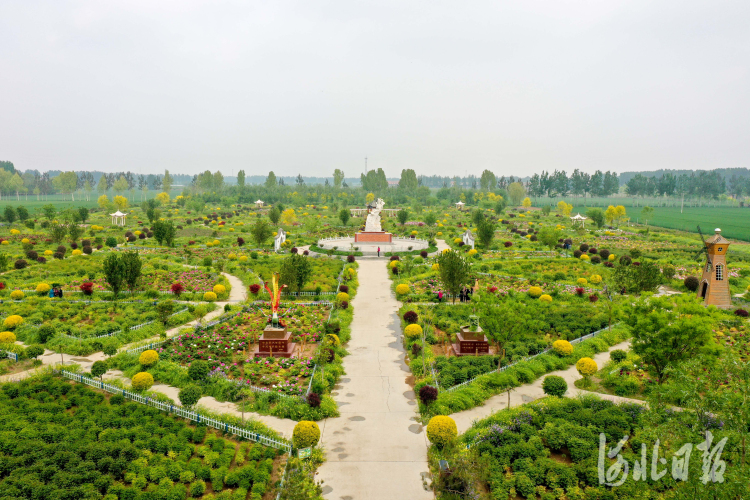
<box><xmin>395</xmin><ymin>284</ymin><xmax>410</xmax><ymax>295</ymax></box>
<box><xmin>139</xmin><ymin>349</ymin><xmax>159</xmax><ymax>367</ymax></box>
<box><xmin>431</xmin><ymin>263</ymin><xmax>439</xmax><ymax>271</ymax></box>
<box><xmin>573</xmin><ymin>250</ymin><xmax>582</xmax><ymax>258</ymax></box>
<box><xmin>292</xmin><ymin>421</ymin><xmax>321</xmax><ymax>449</ymax></box>
<box><xmin>404</xmin><ymin>324</ymin><xmax>423</xmax><ymax>339</ymax></box>
<box><xmin>542</xmin><ymin>375</ymin><xmax>568</xmax><ymax>397</ymax></box>
<box><xmin>14</xmin><ymin>259</ymin><xmax>28</xmax><ymax>270</ymax></box>
<box><xmin>403</xmin><ymin>310</ymin><xmax>419</xmax><ymax>324</ymax></box>
<box><xmin>599</xmin><ymin>249</ymin><xmax>610</xmax><ymax>260</ymax></box>
<box><xmin>591</xmin><ymin>255</ymin><xmax>602</xmax><ymax>264</ymax></box>
<box><xmin>347</xmin><ymin>254</ymin><xmax>356</xmax><ymax>263</ymax></box>
<box><xmin>36</xmin><ymin>283</ymin><xmax>51</xmax><ymax>295</ymax></box>
<box><xmin>734</xmin><ymin>308</ymin><xmax>749</xmax><ymax>317</ymax></box>
<box><xmin>539</xmin><ymin>294</ymin><xmax>552</xmax><ymax>303</ymax></box>
<box><xmin>203</xmin><ymin>292</ymin><xmax>217</xmax><ymax>301</ymax></box>
<box><xmin>589</xmin><ymin>274</ymin><xmax>602</xmax><ymax>284</ymax></box>
<box><xmin>426</xmin><ymin>415</ymin><xmax>457</xmax><ymax>448</ymax></box>
<box><xmin>336</xmin><ymin>292</ymin><xmax>350</xmax><ymax>303</ymax></box>
<box><xmin>576</xmin><ymin>278</ymin><xmax>588</xmax><ymax>286</ymax></box>
<box><xmin>10</xmin><ymin>290</ymin><xmax>24</xmax><ymax>300</ymax></box>
<box><xmin>306</xmin><ymin>392</ymin><xmax>321</xmax><ymax>408</ymax></box>
<box><xmin>0</xmin><ymin>331</ymin><xmax>17</xmax><ymax>343</ymax></box>
<box><xmin>610</xmin><ymin>349</ymin><xmax>627</xmax><ymax>362</ymax></box>
<box><xmin>580</xmin><ymin>254</ymin><xmax>590</xmax><ymax>261</ymax></box>
<box><xmin>576</xmin><ymin>357</ymin><xmax>598</xmax><ymax>378</ymax></box>
<box><xmin>527</xmin><ymin>286</ymin><xmax>543</xmax><ymax>298</ymax></box>
<box><xmin>3</xmin><ymin>315</ymin><xmax>23</xmax><ymax>329</ymax></box>
<box><xmin>418</xmin><ymin>385</ymin><xmax>438</xmax><ymax>405</ymax></box>
<box><xmin>552</xmin><ymin>340</ymin><xmax>573</xmax><ymax>356</ymax></box>
<box><xmin>579</xmin><ymin>243</ymin><xmax>589</xmax><ymax>252</ymax></box>
<box><xmin>619</xmin><ymin>255</ymin><xmax>632</xmax><ymax>266</ymax></box>
<box><xmin>684</xmin><ymin>276</ymin><xmax>700</xmax><ymax>292</ymax></box>
<box><xmin>213</xmin><ymin>284</ymin><xmax>226</xmax><ymax>295</ymax></box>
<box><xmin>131</xmin><ymin>372</ymin><xmax>154</xmax><ymax>391</ymax></box>
<box><xmin>339</xmin><ymin>285</ymin><xmax>349</xmax><ymax>293</ymax></box>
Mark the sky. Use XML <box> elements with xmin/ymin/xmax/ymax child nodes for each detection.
<box><xmin>1</xmin><ymin>0</ymin><xmax>749</xmax><ymax>179</ymax></box>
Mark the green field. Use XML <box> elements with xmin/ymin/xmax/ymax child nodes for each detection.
<box><xmin>0</xmin><ymin>190</ymin><xmax>174</xmax><ymax>213</ymax></box>
<box><xmin>573</xmin><ymin>205</ymin><xmax>750</xmax><ymax>241</ymax></box>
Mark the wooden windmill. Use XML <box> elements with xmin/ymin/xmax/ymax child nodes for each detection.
<box><xmin>695</xmin><ymin>226</ymin><xmax>731</xmax><ymax>308</ymax></box>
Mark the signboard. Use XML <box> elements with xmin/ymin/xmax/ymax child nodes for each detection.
<box><xmin>298</xmin><ymin>447</ymin><xmax>312</xmax><ymax>459</ymax></box>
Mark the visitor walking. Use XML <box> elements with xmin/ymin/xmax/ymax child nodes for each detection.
<box><xmin>377</xmin><ymin>246</ymin><xmax>380</xmax><ymax>257</ymax></box>
<box><xmin>48</xmin><ymin>287</ymin><xmax>55</xmax><ymax>299</ymax></box>
<box><xmin>437</xmin><ymin>289</ymin><xmax>443</xmax><ymax>302</ymax></box>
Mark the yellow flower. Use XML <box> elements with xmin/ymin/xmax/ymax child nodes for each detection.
<box><xmin>395</xmin><ymin>284</ymin><xmax>410</xmax><ymax>295</ymax></box>
<box><xmin>576</xmin><ymin>278</ymin><xmax>588</xmax><ymax>286</ymax></box>
<box><xmin>539</xmin><ymin>294</ymin><xmax>552</xmax><ymax>302</ymax></box>
<box><xmin>552</xmin><ymin>340</ymin><xmax>573</xmax><ymax>356</ymax></box>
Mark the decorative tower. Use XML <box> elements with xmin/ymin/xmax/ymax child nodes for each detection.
<box><xmin>697</xmin><ymin>228</ymin><xmax>731</xmax><ymax>309</ymax></box>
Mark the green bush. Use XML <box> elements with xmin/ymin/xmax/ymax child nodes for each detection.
<box><xmin>541</xmin><ymin>375</ymin><xmax>567</xmax><ymax>397</ymax></box>
<box><xmin>610</xmin><ymin>349</ymin><xmax>627</xmax><ymax>363</ymax></box>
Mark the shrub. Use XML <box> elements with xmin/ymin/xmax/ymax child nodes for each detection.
<box><xmin>139</xmin><ymin>349</ymin><xmax>159</xmax><ymax>367</ymax></box>
<box><xmin>347</xmin><ymin>254</ymin><xmax>356</xmax><ymax>263</ymax></box>
<box><xmin>37</xmin><ymin>324</ymin><xmax>55</xmax><ymax>343</ymax></box>
<box><xmin>580</xmin><ymin>254</ymin><xmax>590</xmax><ymax>261</ymax></box>
<box><xmin>171</xmin><ymin>282</ymin><xmax>185</xmax><ymax>296</ymax></box>
<box><xmin>589</xmin><ymin>274</ymin><xmax>602</xmax><ymax>284</ymax></box>
<box><xmin>3</xmin><ymin>315</ymin><xmax>23</xmax><ymax>329</ymax></box>
<box><xmin>213</xmin><ymin>284</ymin><xmax>226</xmax><ymax>295</ymax></box>
<box><xmin>404</xmin><ymin>324</ymin><xmax>423</xmax><ymax>339</ymax></box>
<box><xmin>106</xmin><ymin>237</ymin><xmax>117</xmax><ymax>247</ymax></box>
<box><xmin>72</xmin><ymin>249</ymin><xmax>83</xmax><ymax>256</ymax></box>
<box><xmin>203</xmin><ymin>292</ymin><xmax>217</xmax><ymax>301</ymax></box>
<box><xmin>589</xmin><ymin>294</ymin><xmax>599</xmax><ymax>303</ymax></box>
<box><xmin>36</xmin><ymin>283</ymin><xmax>51</xmax><ymax>294</ymax></box>
<box><xmin>419</xmin><ymin>385</ymin><xmax>438</xmax><ymax>405</ymax></box>
<box><xmin>10</xmin><ymin>290</ymin><xmax>24</xmax><ymax>300</ymax></box>
<box><xmin>573</xmin><ymin>250</ymin><xmax>582</xmax><ymax>258</ymax></box>
<box><xmin>179</xmin><ymin>384</ymin><xmax>203</xmax><ymax>408</ymax></box>
<box><xmin>80</xmin><ymin>282</ymin><xmax>94</xmax><ymax>295</ymax></box>
<box><xmin>292</xmin><ymin>421</ymin><xmax>321</xmax><ymax>448</ymax></box>
<box><xmin>591</xmin><ymin>255</ymin><xmax>602</xmax><ymax>264</ymax></box>
<box><xmin>132</xmin><ymin>372</ymin><xmax>155</xmax><ymax>391</ymax></box>
<box><xmin>426</xmin><ymin>416</ymin><xmax>457</xmax><ymax>448</ymax></box>
<box><xmin>339</xmin><ymin>300</ymin><xmax>349</xmax><ymax>310</ymax></box>
<box><xmin>619</xmin><ymin>255</ymin><xmax>632</xmax><ymax>266</ymax></box>
<box><xmin>539</xmin><ymin>294</ymin><xmax>552</xmax><ymax>303</ymax></box>
<box><xmin>336</xmin><ymin>292</ymin><xmax>350</xmax><ymax>303</ymax></box>
<box><xmin>190</xmin><ymin>480</ymin><xmax>206</xmax><ymax>498</ymax></box>
<box><xmin>527</xmin><ymin>286</ymin><xmax>543</xmax><ymax>298</ymax></box>
<box><xmin>249</xmin><ymin>284</ymin><xmax>261</xmax><ymax>295</ymax></box>
<box><xmin>26</xmin><ymin>345</ymin><xmax>44</xmax><ymax>359</ymax></box>
<box><xmin>610</xmin><ymin>349</ymin><xmax>627</xmax><ymax>362</ymax></box>
<box><xmin>188</xmin><ymin>360</ymin><xmax>210</xmax><ymax>381</ymax></box>
<box><xmin>403</xmin><ymin>310</ymin><xmax>419</xmax><ymax>324</ymax></box>
<box><xmin>576</xmin><ymin>357</ymin><xmax>598</xmax><ymax>377</ymax></box>
<box><xmin>431</xmin><ymin>263</ymin><xmax>439</xmax><ymax>271</ymax></box>
<box><xmin>14</xmin><ymin>259</ymin><xmax>28</xmax><ymax>269</ymax></box>
<box><xmin>26</xmin><ymin>250</ymin><xmax>38</xmax><ymax>260</ymax></box>
<box><xmin>684</xmin><ymin>276</ymin><xmax>700</xmax><ymax>292</ymax></box>
<box><xmin>542</xmin><ymin>375</ymin><xmax>568</xmax><ymax>397</ymax></box>
<box><xmin>395</xmin><ymin>284</ymin><xmax>410</xmax><ymax>295</ymax></box>
<box><xmin>0</xmin><ymin>331</ymin><xmax>17</xmax><ymax>343</ymax></box>
<box><xmin>306</xmin><ymin>392</ymin><xmax>321</xmax><ymax>408</ymax></box>
<box><xmin>552</xmin><ymin>340</ymin><xmax>573</xmax><ymax>356</ymax></box>
<box><xmin>732</xmin><ymin>308</ymin><xmax>748</xmax><ymax>317</ymax></box>
<box><xmin>83</xmin><ymin>245</ymin><xmax>93</xmax><ymax>254</ymax></box>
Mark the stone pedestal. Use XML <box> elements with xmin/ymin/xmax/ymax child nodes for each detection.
<box><xmin>354</xmin><ymin>232</ymin><xmax>393</xmax><ymax>243</ymax></box>
<box><xmin>451</xmin><ymin>326</ymin><xmax>489</xmax><ymax>356</ymax></box>
<box><xmin>253</xmin><ymin>325</ymin><xmax>296</xmax><ymax>358</ymax></box>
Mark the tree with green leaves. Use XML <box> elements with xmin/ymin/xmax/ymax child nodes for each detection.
<box><xmin>536</xmin><ymin>226</ymin><xmax>562</xmax><ymax>254</ymax></box>
<box><xmin>152</xmin><ymin>221</ymin><xmax>176</xmax><ymax>246</ymax></box>
<box><xmin>237</xmin><ymin>169</ymin><xmax>246</xmax><ymax>188</ymax></box>
<box><xmin>622</xmin><ymin>295</ymin><xmax>714</xmax><ymax>385</ymax></box>
<box><xmin>338</xmin><ymin>208</ymin><xmax>350</xmax><ymax>226</ymax></box>
<box><xmin>612</xmin><ymin>260</ymin><xmax>662</xmax><ymax>294</ymax></box>
<box><xmin>25</xmin><ymin>345</ymin><xmax>44</xmax><ymax>360</ymax></box>
<box><xmin>156</xmin><ymin>300</ymin><xmax>175</xmax><ymax>325</ymax></box>
<box><xmin>476</xmin><ymin>295</ymin><xmax>524</xmax><ymax>360</ymax></box>
<box><xmin>436</xmin><ymin>250</ymin><xmax>470</xmax><ymax>304</ymax></box>
<box><xmin>91</xmin><ymin>360</ymin><xmax>108</xmax><ymax>381</ymax></box>
<box><xmin>250</xmin><ymin>218</ymin><xmax>273</xmax><ymax>247</ymax></box>
<box><xmin>280</xmin><ymin>253</ymin><xmax>312</xmax><ymax>294</ymax></box>
<box><xmin>103</xmin><ymin>342</ymin><xmax>118</xmax><ymax>357</ymax></box>
<box><xmin>424</xmin><ymin>212</ymin><xmax>437</xmax><ymax>226</ymax></box>
<box><xmin>77</xmin><ymin>207</ymin><xmax>90</xmax><ymax>224</ymax></box>
<box><xmin>265</xmin><ymin>171</ymin><xmax>277</xmax><ymax>188</ymax></box>
<box><xmin>397</xmin><ymin>208</ymin><xmax>409</xmax><ymax>225</ymax></box>
<box><xmin>121</xmin><ymin>251</ymin><xmax>143</xmax><ymax>293</ymax></box>
<box><xmin>103</xmin><ymin>253</ymin><xmax>126</xmax><ymax>299</ymax></box>
<box><xmin>179</xmin><ymin>384</ymin><xmax>203</xmax><ymax>409</ymax></box>
<box><xmin>586</xmin><ymin>207</ymin><xmax>605</xmax><ymax>228</ymax></box>
<box><xmin>494</xmin><ymin>198</ymin><xmax>506</xmax><ymax>214</ymax></box>
<box><xmin>641</xmin><ymin>206</ymin><xmax>654</xmax><ymax>227</ymax></box>
<box><xmin>3</xmin><ymin>206</ymin><xmax>16</xmax><ymax>223</ymax></box>
<box><xmin>16</xmin><ymin>206</ymin><xmax>29</xmax><ymax>221</ymax></box>
<box><xmin>268</xmin><ymin>206</ymin><xmax>281</xmax><ymax>225</ymax></box>
<box><xmin>476</xmin><ymin>217</ymin><xmax>496</xmax><ymax>249</ymax></box>
<box><xmin>68</xmin><ymin>221</ymin><xmax>83</xmax><ymax>243</ymax></box>
<box><xmin>333</xmin><ymin>169</ymin><xmax>345</xmax><ymax>188</ymax></box>
<box><xmin>0</xmin><ymin>254</ymin><xmax>9</xmax><ymax>273</ymax></box>
<box><xmin>49</xmin><ymin>221</ymin><xmax>68</xmax><ymax>244</ymax></box>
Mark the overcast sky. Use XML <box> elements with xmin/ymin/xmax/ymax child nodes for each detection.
<box><xmin>1</xmin><ymin>1</ymin><xmax>748</xmax><ymax>178</ymax></box>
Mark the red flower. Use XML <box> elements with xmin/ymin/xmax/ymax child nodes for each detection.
<box><xmin>171</xmin><ymin>282</ymin><xmax>185</xmax><ymax>296</ymax></box>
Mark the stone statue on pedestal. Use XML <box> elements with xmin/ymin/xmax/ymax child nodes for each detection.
<box><xmin>364</xmin><ymin>198</ymin><xmax>385</xmax><ymax>232</ymax></box>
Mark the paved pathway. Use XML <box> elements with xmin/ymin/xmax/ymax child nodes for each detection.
<box><xmin>317</xmin><ymin>260</ymin><xmax>432</xmax><ymax>500</ymax></box>
<box><xmin>451</xmin><ymin>339</ymin><xmax>632</xmax><ymax>434</ymax></box>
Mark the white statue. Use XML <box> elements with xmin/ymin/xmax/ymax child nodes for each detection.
<box><xmin>364</xmin><ymin>198</ymin><xmax>385</xmax><ymax>232</ymax></box>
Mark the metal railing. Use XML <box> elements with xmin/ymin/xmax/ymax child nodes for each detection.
<box><xmin>2</xmin><ymin>351</ymin><xmax>18</xmax><ymax>362</ymax></box>
<box><xmin>442</xmin><ymin>325</ymin><xmax>616</xmax><ymax>393</ymax></box>
<box><xmin>57</xmin><ymin>370</ymin><xmax>291</xmax><ymax>452</ymax></box>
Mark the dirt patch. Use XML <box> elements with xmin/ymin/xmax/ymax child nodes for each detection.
<box><xmin>404</xmin><ymin>374</ymin><xmax>415</xmax><ymax>388</ymax></box>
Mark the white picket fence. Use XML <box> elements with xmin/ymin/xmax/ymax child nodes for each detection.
<box><xmin>442</xmin><ymin>325</ymin><xmax>616</xmax><ymax>393</ymax></box>
<box><xmin>57</xmin><ymin>370</ymin><xmax>291</xmax><ymax>452</ymax></box>
<box><xmin>3</xmin><ymin>351</ymin><xmax>18</xmax><ymax>362</ymax></box>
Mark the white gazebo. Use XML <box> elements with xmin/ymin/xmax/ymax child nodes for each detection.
<box><xmin>570</xmin><ymin>213</ymin><xmax>587</xmax><ymax>227</ymax></box>
<box><xmin>455</xmin><ymin>201</ymin><xmax>465</xmax><ymax>209</ymax></box>
<box><xmin>255</xmin><ymin>200</ymin><xmax>265</xmax><ymax>208</ymax></box>
<box><xmin>110</xmin><ymin>211</ymin><xmax>127</xmax><ymax>226</ymax></box>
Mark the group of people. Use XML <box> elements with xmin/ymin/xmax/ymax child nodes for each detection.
<box><xmin>435</xmin><ymin>286</ymin><xmax>474</xmax><ymax>303</ymax></box>
<box><xmin>47</xmin><ymin>287</ymin><xmax>64</xmax><ymax>298</ymax></box>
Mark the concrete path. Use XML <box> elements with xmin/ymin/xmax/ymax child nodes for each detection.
<box><xmin>317</xmin><ymin>260</ymin><xmax>432</xmax><ymax>500</ymax></box>
<box><xmin>451</xmin><ymin>339</ymin><xmax>632</xmax><ymax>434</ymax></box>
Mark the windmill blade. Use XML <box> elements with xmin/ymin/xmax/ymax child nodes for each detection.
<box><xmin>697</xmin><ymin>226</ymin><xmax>708</xmax><ymax>249</ymax></box>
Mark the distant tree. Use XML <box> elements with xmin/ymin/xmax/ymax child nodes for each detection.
<box><xmin>586</xmin><ymin>208</ymin><xmax>605</xmax><ymax>228</ymax></box>
<box><xmin>641</xmin><ymin>206</ymin><xmax>654</xmax><ymax>227</ymax></box>
<box><xmin>333</xmin><ymin>169</ymin><xmax>345</xmax><ymax>188</ymax></box>
<box><xmin>265</xmin><ymin>171</ymin><xmax>277</xmax><ymax>188</ymax></box>
<box><xmin>338</xmin><ymin>208</ymin><xmax>350</xmax><ymax>226</ymax></box>
<box><xmin>480</xmin><ymin>169</ymin><xmax>497</xmax><ymax>190</ymax></box>
<box><xmin>103</xmin><ymin>253</ymin><xmax>126</xmax><ymax>299</ymax></box>
<box><xmin>507</xmin><ymin>182</ymin><xmax>526</xmax><ymax>206</ymax></box>
<box><xmin>16</xmin><ymin>206</ymin><xmax>29</xmax><ymax>221</ymax></box>
<box><xmin>436</xmin><ymin>250</ymin><xmax>470</xmax><ymax>304</ymax></box>
<box><xmin>162</xmin><ymin>170</ymin><xmax>173</xmax><ymax>193</ymax></box>
<box><xmin>156</xmin><ymin>300</ymin><xmax>175</xmax><ymax>325</ymax></box>
<box><xmin>113</xmin><ymin>175</ymin><xmax>128</xmax><ymax>194</ymax></box>
<box><xmin>397</xmin><ymin>209</ymin><xmax>409</xmax><ymax>225</ymax></box>
<box><xmin>280</xmin><ymin>253</ymin><xmax>312</xmax><ymax>294</ymax></box>
<box><xmin>250</xmin><ymin>218</ymin><xmax>273</xmax><ymax>247</ymax></box>
<box><xmin>537</xmin><ymin>226</ymin><xmax>562</xmax><ymax>253</ymax></box>
<box><xmin>77</xmin><ymin>207</ymin><xmax>90</xmax><ymax>224</ymax></box>
<box><xmin>476</xmin><ymin>217</ymin><xmax>496</xmax><ymax>249</ymax></box>
<box><xmin>612</xmin><ymin>261</ymin><xmax>662</xmax><ymax>295</ymax></box>
<box><xmin>3</xmin><ymin>206</ymin><xmax>16</xmax><ymax>224</ymax></box>
<box><xmin>494</xmin><ymin>198</ymin><xmax>506</xmax><ymax>214</ymax></box>
<box><xmin>237</xmin><ymin>169</ymin><xmax>246</xmax><ymax>188</ymax></box>
<box><xmin>268</xmin><ymin>206</ymin><xmax>281</xmax><ymax>225</ymax></box>
<box><xmin>121</xmin><ymin>251</ymin><xmax>143</xmax><ymax>293</ymax></box>
<box><xmin>424</xmin><ymin>212</ymin><xmax>437</xmax><ymax>226</ymax></box>
<box><xmin>179</xmin><ymin>384</ymin><xmax>203</xmax><ymax>409</ymax></box>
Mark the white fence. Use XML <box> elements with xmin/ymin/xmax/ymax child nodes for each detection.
<box><xmin>57</xmin><ymin>370</ymin><xmax>291</xmax><ymax>452</ymax></box>
<box><xmin>442</xmin><ymin>325</ymin><xmax>616</xmax><ymax>393</ymax></box>
<box><xmin>3</xmin><ymin>351</ymin><xmax>18</xmax><ymax>362</ymax></box>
